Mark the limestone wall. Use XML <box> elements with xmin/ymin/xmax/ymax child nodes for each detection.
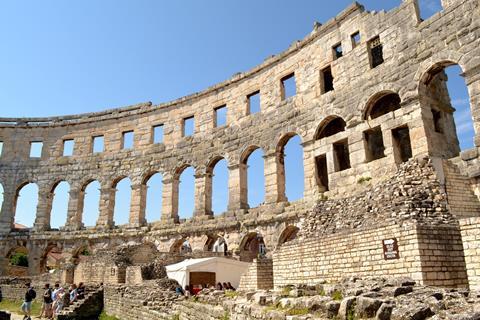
<box><xmin>238</xmin><ymin>259</ymin><xmax>273</xmax><ymax>291</ymax></box>
<box><xmin>273</xmin><ymin>222</ymin><xmax>468</xmax><ymax>288</ymax></box>
<box><xmin>459</xmin><ymin>216</ymin><xmax>480</xmax><ymax>290</ymax></box>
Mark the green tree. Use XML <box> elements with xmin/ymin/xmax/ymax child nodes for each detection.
<box><xmin>10</xmin><ymin>252</ymin><xmax>28</xmax><ymax>267</ymax></box>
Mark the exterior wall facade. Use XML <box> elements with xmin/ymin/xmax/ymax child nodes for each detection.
<box><xmin>0</xmin><ymin>0</ymin><xmax>479</xmax><ymax>289</ymax></box>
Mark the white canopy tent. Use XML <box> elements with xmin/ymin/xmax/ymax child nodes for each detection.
<box><xmin>165</xmin><ymin>257</ymin><xmax>251</xmax><ymax>289</ymax></box>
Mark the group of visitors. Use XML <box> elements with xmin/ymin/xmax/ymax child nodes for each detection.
<box><xmin>176</xmin><ymin>282</ymin><xmax>236</xmax><ymax>296</ymax></box>
<box><xmin>21</xmin><ymin>282</ymin><xmax>85</xmax><ymax>320</ymax></box>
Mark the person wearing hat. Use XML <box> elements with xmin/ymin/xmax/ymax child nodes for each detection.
<box><xmin>21</xmin><ymin>282</ymin><xmax>36</xmax><ymax>320</ymax></box>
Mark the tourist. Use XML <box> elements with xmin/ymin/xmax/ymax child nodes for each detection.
<box><xmin>53</xmin><ymin>287</ymin><xmax>65</xmax><ymax>317</ymax></box>
<box><xmin>226</xmin><ymin>282</ymin><xmax>236</xmax><ymax>291</ymax></box>
<box><xmin>77</xmin><ymin>282</ymin><xmax>85</xmax><ymax>299</ymax></box>
<box><xmin>21</xmin><ymin>282</ymin><xmax>36</xmax><ymax>320</ymax></box>
<box><xmin>40</xmin><ymin>283</ymin><xmax>53</xmax><ymax>319</ymax></box>
<box><xmin>184</xmin><ymin>285</ymin><xmax>191</xmax><ymax>297</ymax></box>
<box><xmin>175</xmin><ymin>285</ymin><xmax>184</xmax><ymax>296</ymax></box>
<box><xmin>216</xmin><ymin>282</ymin><xmax>223</xmax><ymax>290</ymax></box>
<box><xmin>51</xmin><ymin>283</ymin><xmax>60</xmax><ymax>302</ymax></box>
<box><xmin>0</xmin><ymin>286</ymin><xmax>3</xmax><ymax>302</ymax></box>
<box><xmin>222</xmin><ymin>282</ymin><xmax>228</xmax><ymax>290</ymax></box>
<box><xmin>69</xmin><ymin>284</ymin><xmax>78</xmax><ymax>303</ymax></box>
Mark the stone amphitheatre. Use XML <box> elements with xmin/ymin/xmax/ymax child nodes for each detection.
<box><xmin>2</xmin><ymin>0</ymin><xmax>480</xmax><ymax>318</ymax></box>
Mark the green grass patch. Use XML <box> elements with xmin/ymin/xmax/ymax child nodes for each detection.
<box><xmin>357</xmin><ymin>176</ymin><xmax>372</xmax><ymax>184</ymax></box>
<box><xmin>281</xmin><ymin>286</ymin><xmax>293</xmax><ymax>296</ymax></box>
<box><xmin>331</xmin><ymin>291</ymin><xmax>343</xmax><ymax>301</ymax></box>
<box><xmin>0</xmin><ymin>299</ymin><xmax>41</xmax><ymax>316</ymax></box>
<box><xmin>99</xmin><ymin>310</ymin><xmax>120</xmax><ymax>320</ymax></box>
<box><xmin>286</xmin><ymin>307</ymin><xmax>309</xmax><ymax>316</ymax></box>
<box><xmin>224</xmin><ymin>290</ymin><xmax>239</xmax><ymax>298</ymax></box>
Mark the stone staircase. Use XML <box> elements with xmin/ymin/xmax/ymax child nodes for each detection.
<box><xmin>57</xmin><ymin>286</ymin><xmax>103</xmax><ymax>320</ymax></box>
<box><xmin>443</xmin><ymin>159</ymin><xmax>480</xmax><ymax>218</ymax></box>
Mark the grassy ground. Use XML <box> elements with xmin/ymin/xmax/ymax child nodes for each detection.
<box><xmin>0</xmin><ymin>299</ymin><xmax>41</xmax><ymax>316</ymax></box>
<box><xmin>99</xmin><ymin>311</ymin><xmax>120</xmax><ymax>320</ymax></box>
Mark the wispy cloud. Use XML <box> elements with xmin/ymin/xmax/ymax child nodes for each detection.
<box><xmin>423</xmin><ymin>0</ymin><xmax>442</xmax><ymax>13</ymax></box>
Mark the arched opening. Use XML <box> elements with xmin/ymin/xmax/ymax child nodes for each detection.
<box><xmin>278</xmin><ymin>226</ymin><xmax>299</xmax><ymax>247</ymax></box>
<box><xmin>6</xmin><ymin>246</ymin><xmax>29</xmax><ymax>276</ymax></box>
<box><xmin>82</xmin><ymin>180</ymin><xmax>101</xmax><ymax>227</ymax></box>
<box><xmin>170</xmin><ymin>238</ymin><xmax>192</xmax><ymax>254</ymax></box>
<box><xmin>278</xmin><ymin>134</ymin><xmax>304</xmax><ymax>202</ymax></box>
<box><xmin>421</xmin><ymin>63</ymin><xmax>474</xmax><ymax>157</ymax></box>
<box><xmin>239</xmin><ymin>232</ymin><xmax>266</xmax><ymax>262</ymax></box>
<box><xmin>364</xmin><ymin>92</ymin><xmax>401</xmax><ymax>120</ymax></box>
<box><xmin>204</xmin><ymin>235</ymin><xmax>228</xmax><ymax>255</ymax></box>
<box><xmin>209</xmin><ymin>158</ymin><xmax>228</xmax><ymax>215</ymax></box>
<box><xmin>113</xmin><ymin>177</ymin><xmax>132</xmax><ymax>226</ymax></box>
<box><xmin>50</xmin><ymin>181</ymin><xmax>70</xmax><ymax>229</ymax></box>
<box><xmin>315</xmin><ymin>116</ymin><xmax>346</xmax><ymax>140</ymax></box>
<box><xmin>144</xmin><ymin>173</ymin><xmax>163</xmax><ymax>223</ymax></box>
<box><xmin>177</xmin><ymin>167</ymin><xmax>195</xmax><ymax>219</ymax></box>
<box><xmin>15</xmin><ymin>183</ymin><xmax>38</xmax><ymax>228</ymax></box>
<box><xmin>40</xmin><ymin>245</ymin><xmax>63</xmax><ymax>273</ymax></box>
<box><xmin>241</xmin><ymin>147</ymin><xmax>265</xmax><ymax>208</ymax></box>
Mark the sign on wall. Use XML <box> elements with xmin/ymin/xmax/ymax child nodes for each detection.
<box><xmin>382</xmin><ymin>238</ymin><xmax>400</xmax><ymax>260</ymax></box>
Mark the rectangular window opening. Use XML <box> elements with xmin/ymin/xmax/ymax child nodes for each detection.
<box><xmin>333</xmin><ymin>43</ymin><xmax>343</xmax><ymax>59</ymax></box>
<box><xmin>369</xmin><ymin>36</ymin><xmax>384</xmax><ymax>68</ymax></box>
<box><xmin>122</xmin><ymin>131</ymin><xmax>134</xmax><ymax>149</ymax></box>
<box><xmin>30</xmin><ymin>141</ymin><xmax>43</xmax><ymax>158</ymax></box>
<box><xmin>392</xmin><ymin>126</ymin><xmax>413</xmax><ymax>163</ymax></box>
<box><xmin>153</xmin><ymin>125</ymin><xmax>164</xmax><ymax>144</ymax></box>
<box><xmin>321</xmin><ymin>66</ymin><xmax>334</xmax><ymax>93</ymax></box>
<box><xmin>281</xmin><ymin>73</ymin><xmax>296</xmax><ymax>100</ymax></box>
<box><xmin>364</xmin><ymin>127</ymin><xmax>385</xmax><ymax>162</ymax></box>
<box><xmin>214</xmin><ymin>105</ymin><xmax>227</xmax><ymax>127</ymax></box>
<box><xmin>183</xmin><ymin>116</ymin><xmax>194</xmax><ymax>137</ymax></box>
<box><xmin>247</xmin><ymin>91</ymin><xmax>260</xmax><ymax>114</ymax></box>
<box><xmin>92</xmin><ymin>136</ymin><xmax>104</xmax><ymax>153</ymax></box>
<box><xmin>432</xmin><ymin>109</ymin><xmax>444</xmax><ymax>134</ymax></box>
<box><xmin>333</xmin><ymin>140</ymin><xmax>351</xmax><ymax>172</ymax></box>
<box><xmin>63</xmin><ymin>139</ymin><xmax>74</xmax><ymax>157</ymax></box>
<box><xmin>351</xmin><ymin>32</ymin><xmax>361</xmax><ymax>48</ymax></box>
<box><xmin>315</xmin><ymin>155</ymin><xmax>329</xmax><ymax>192</ymax></box>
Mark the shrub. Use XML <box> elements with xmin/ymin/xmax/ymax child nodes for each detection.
<box><xmin>331</xmin><ymin>291</ymin><xmax>343</xmax><ymax>301</ymax></box>
<box><xmin>10</xmin><ymin>252</ymin><xmax>28</xmax><ymax>267</ymax></box>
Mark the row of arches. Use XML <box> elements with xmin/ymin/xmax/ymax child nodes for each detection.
<box><xmin>5</xmin><ymin>135</ymin><xmax>305</xmax><ymax>228</ymax></box>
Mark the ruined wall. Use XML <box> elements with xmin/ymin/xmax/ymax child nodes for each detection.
<box><xmin>459</xmin><ymin>216</ymin><xmax>480</xmax><ymax>290</ymax></box>
<box><xmin>238</xmin><ymin>259</ymin><xmax>273</xmax><ymax>291</ymax></box>
<box><xmin>273</xmin><ymin>222</ymin><xmax>467</xmax><ymax>288</ymax></box>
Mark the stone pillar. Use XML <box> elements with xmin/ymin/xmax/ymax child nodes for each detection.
<box><xmin>264</xmin><ymin>151</ymin><xmax>287</xmax><ymax>204</ymax></box>
<box><xmin>464</xmin><ymin>67</ymin><xmax>480</xmax><ymax>147</ymax></box>
<box><xmin>194</xmin><ymin>171</ymin><xmax>213</xmax><ymax>217</ymax></box>
<box><xmin>129</xmin><ymin>183</ymin><xmax>146</xmax><ymax>227</ymax></box>
<box><xmin>65</xmin><ymin>188</ymin><xmax>83</xmax><ymax>230</ymax></box>
<box><xmin>302</xmin><ymin>140</ymin><xmax>318</xmax><ymax>199</ymax></box>
<box><xmin>228</xmin><ymin>164</ymin><xmax>248</xmax><ymax>210</ymax></box>
<box><xmin>161</xmin><ymin>175</ymin><xmax>179</xmax><ymax>223</ymax></box>
<box><xmin>33</xmin><ymin>187</ymin><xmax>52</xmax><ymax>231</ymax></box>
<box><xmin>96</xmin><ymin>187</ymin><xmax>115</xmax><ymax>228</ymax></box>
<box><xmin>0</xmin><ymin>190</ymin><xmax>15</xmax><ymax>233</ymax></box>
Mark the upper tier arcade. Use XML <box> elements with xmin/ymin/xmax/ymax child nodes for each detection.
<box><xmin>0</xmin><ymin>0</ymin><xmax>479</xmax><ymax>236</ymax></box>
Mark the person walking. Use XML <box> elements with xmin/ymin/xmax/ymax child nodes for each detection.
<box><xmin>21</xmin><ymin>282</ymin><xmax>36</xmax><ymax>320</ymax></box>
<box><xmin>40</xmin><ymin>283</ymin><xmax>53</xmax><ymax>319</ymax></box>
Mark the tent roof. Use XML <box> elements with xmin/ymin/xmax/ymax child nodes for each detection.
<box><xmin>165</xmin><ymin>257</ymin><xmax>250</xmax><ymax>272</ymax></box>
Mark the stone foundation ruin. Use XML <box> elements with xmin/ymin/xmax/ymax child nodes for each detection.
<box><xmin>1</xmin><ymin>0</ymin><xmax>480</xmax><ymax>318</ymax></box>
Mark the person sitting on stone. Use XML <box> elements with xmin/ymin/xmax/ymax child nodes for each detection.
<box><xmin>227</xmin><ymin>282</ymin><xmax>236</xmax><ymax>291</ymax></box>
<box><xmin>69</xmin><ymin>284</ymin><xmax>78</xmax><ymax>303</ymax></box>
<box><xmin>184</xmin><ymin>285</ymin><xmax>191</xmax><ymax>297</ymax></box>
<box><xmin>175</xmin><ymin>285</ymin><xmax>184</xmax><ymax>295</ymax></box>
<box><xmin>76</xmin><ymin>282</ymin><xmax>85</xmax><ymax>299</ymax></box>
<box><xmin>216</xmin><ymin>282</ymin><xmax>223</xmax><ymax>291</ymax></box>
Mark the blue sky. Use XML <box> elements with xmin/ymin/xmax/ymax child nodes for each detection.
<box><xmin>1</xmin><ymin>0</ymin><xmax>474</xmax><ymax>227</ymax></box>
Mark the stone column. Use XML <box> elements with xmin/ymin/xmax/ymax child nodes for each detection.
<box><xmin>96</xmin><ymin>187</ymin><xmax>115</xmax><ymax>228</ymax></box>
<box><xmin>464</xmin><ymin>67</ymin><xmax>480</xmax><ymax>147</ymax></box>
<box><xmin>302</xmin><ymin>140</ymin><xmax>317</xmax><ymax>199</ymax></box>
<box><xmin>129</xmin><ymin>183</ymin><xmax>146</xmax><ymax>227</ymax></box>
<box><xmin>161</xmin><ymin>175</ymin><xmax>179</xmax><ymax>223</ymax></box>
<box><xmin>33</xmin><ymin>187</ymin><xmax>52</xmax><ymax>231</ymax></box>
<box><xmin>194</xmin><ymin>171</ymin><xmax>213</xmax><ymax>217</ymax></box>
<box><xmin>228</xmin><ymin>164</ymin><xmax>248</xmax><ymax>210</ymax></box>
<box><xmin>65</xmin><ymin>188</ymin><xmax>83</xmax><ymax>230</ymax></box>
<box><xmin>264</xmin><ymin>151</ymin><xmax>287</xmax><ymax>204</ymax></box>
<box><xmin>0</xmin><ymin>189</ymin><xmax>15</xmax><ymax>233</ymax></box>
